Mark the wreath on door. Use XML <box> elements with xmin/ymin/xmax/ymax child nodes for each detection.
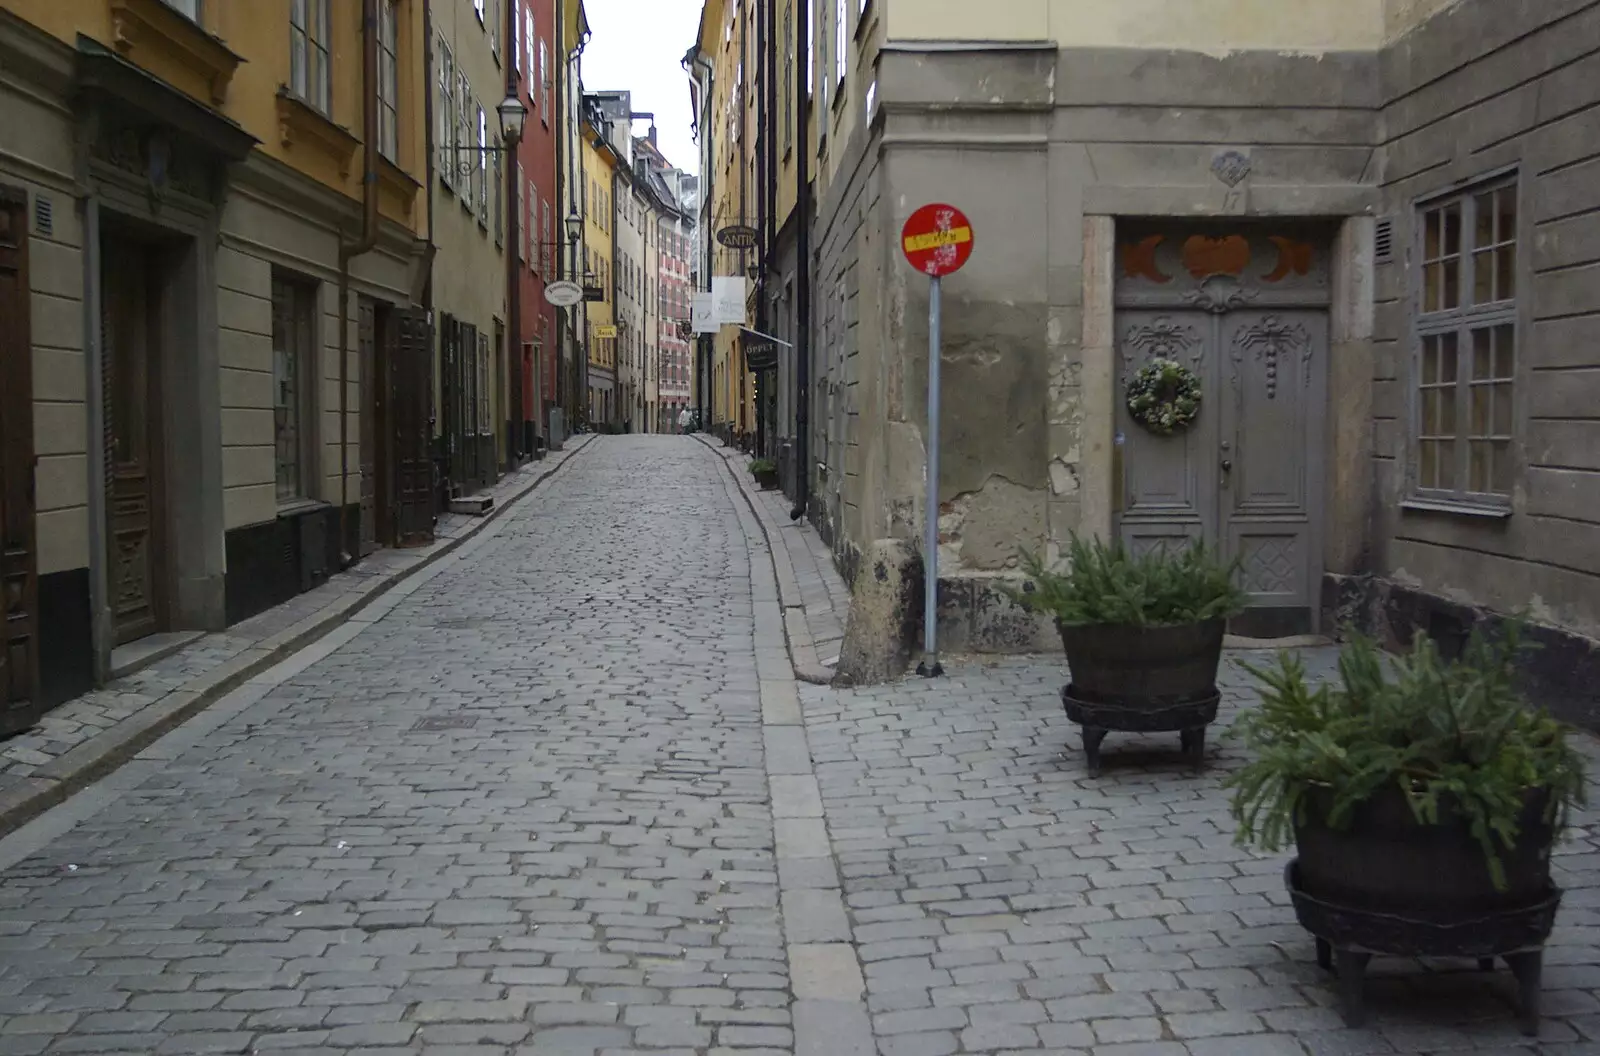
<box><xmin>1126</xmin><ymin>358</ymin><xmax>1202</xmax><ymax>436</ymax></box>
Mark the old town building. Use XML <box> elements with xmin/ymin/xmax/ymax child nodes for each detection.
<box><xmin>0</xmin><ymin>0</ymin><xmax>431</xmax><ymax>729</ymax></box>
<box><xmin>694</xmin><ymin>0</ymin><xmax>1600</xmax><ymax>727</ymax></box>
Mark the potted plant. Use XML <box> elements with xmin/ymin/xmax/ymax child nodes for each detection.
<box><xmin>1226</xmin><ymin>623</ymin><xmax>1586</xmax><ymax>1033</ymax></box>
<box><xmin>1006</xmin><ymin>534</ymin><xmax>1247</xmax><ymax>774</ymax></box>
<box><xmin>749</xmin><ymin>457</ymin><xmax>779</xmax><ymax>490</ymax></box>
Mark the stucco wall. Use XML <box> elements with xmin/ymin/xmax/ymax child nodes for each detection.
<box><xmin>1369</xmin><ymin>0</ymin><xmax>1600</xmax><ymax>640</ymax></box>
<box><xmin>885</xmin><ymin>0</ymin><xmax>1385</xmax><ymax>52</ymax></box>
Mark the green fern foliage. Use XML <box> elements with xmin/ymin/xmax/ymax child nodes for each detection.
<box><xmin>1225</xmin><ymin>621</ymin><xmax>1587</xmax><ymax>889</ymax></box>
<box><xmin>1001</xmin><ymin>533</ymin><xmax>1248</xmax><ymax>628</ymax></box>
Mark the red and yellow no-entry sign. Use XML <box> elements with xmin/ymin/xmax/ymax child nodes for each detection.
<box><xmin>901</xmin><ymin>203</ymin><xmax>974</xmax><ymax>277</ymax></box>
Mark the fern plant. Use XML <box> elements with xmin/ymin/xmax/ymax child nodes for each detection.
<box><xmin>1225</xmin><ymin>622</ymin><xmax>1587</xmax><ymax>889</ymax></box>
<box><xmin>1002</xmin><ymin>533</ymin><xmax>1247</xmax><ymax>628</ymax></box>
<box><xmin>748</xmin><ymin>458</ymin><xmax>777</xmax><ymax>475</ymax></box>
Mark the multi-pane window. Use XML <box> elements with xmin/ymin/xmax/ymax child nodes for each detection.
<box><xmin>291</xmin><ymin>0</ymin><xmax>332</xmax><ymax>115</ymax></box>
<box><xmin>539</xmin><ymin>40</ymin><xmax>550</xmax><ymax>120</ymax></box>
<box><xmin>493</xmin><ymin>141</ymin><xmax>503</xmax><ymax>244</ymax></box>
<box><xmin>525</xmin><ymin>8</ymin><xmax>535</xmax><ymax>83</ymax></box>
<box><xmin>783</xmin><ymin>3</ymin><xmax>793</xmax><ymax>152</ymax></box>
<box><xmin>164</xmin><ymin>0</ymin><xmax>199</xmax><ymax>20</ymax></box>
<box><xmin>476</xmin><ymin>104</ymin><xmax>490</xmax><ymax>225</ymax></box>
<box><xmin>456</xmin><ymin>72</ymin><xmax>471</xmax><ymax>197</ymax></box>
<box><xmin>1414</xmin><ymin>178</ymin><xmax>1519</xmax><ymax>503</ymax></box>
<box><xmin>437</xmin><ymin>39</ymin><xmax>455</xmax><ymax>190</ymax></box>
<box><xmin>543</xmin><ymin>199</ymin><xmax>553</xmax><ymax>274</ymax></box>
<box><xmin>378</xmin><ymin>1</ymin><xmax>399</xmax><ymax>162</ymax></box>
<box><xmin>517</xmin><ymin>166</ymin><xmax>527</xmax><ymax>263</ymax></box>
<box><xmin>271</xmin><ymin>276</ymin><xmax>316</xmax><ymax>504</ymax></box>
<box><xmin>477</xmin><ymin>332</ymin><xmax>492</xmax><ymax>434</ymax></box>
<box><xmin>835</xmin><ymin>0</ymin><xmax>848</xmax><ymax>86</ymax></box>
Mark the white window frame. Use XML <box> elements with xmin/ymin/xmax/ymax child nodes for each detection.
<box><xmin>377</xmin><ymin>0</ymin><xmax>399</xmax><ymax>162</ymax></box>
<box><xmin>835</xmin><ymin>0</ymin><xmax>848</xmax><ymax>89</ymax></box>
<box><xmin>539</xmin><ymin>40</ymin><xmax>551</xmax><ymax>122</ymax></box>
<box><xmin>290</xmin><ymin>0</ymin><xmax>332</xmax><ymax>115</ymax></box>
<box><xmin>1410</xmin><ymin>173</ymin><xmax>1521</xmax><ymax>509</ymax></box>
<box><xmin>457</xmin><ymin>71</ymin><xmax>471</xmax><ymax>202</ymax></box>
<box><xmin>163</xmin><ymin>0</ymin><xmax>200</xmax><ymax>21</ymax></box>
<box><xmin>477</xmin><ymin>104</ymin><xmax>490</xmax><ymax>226</ymax></box>
<box><xmin>437</xmin><ymin>38</ymin><xmax>455</xmax><ymax>190</ymax></box>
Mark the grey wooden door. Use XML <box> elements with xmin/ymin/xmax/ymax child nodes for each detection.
<box><xmin>1114</xmin><ymin>224</ymin><xmax>1330</xmax><ymax>637</ymax></box>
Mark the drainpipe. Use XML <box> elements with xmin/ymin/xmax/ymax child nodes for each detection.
<box><xmin>790</xmin><ymin>0</ymin><xmax>810</xmax><ymax>522</ymax></box>
<box><xmin>422</xmin><ymin>0</ymin><xmax>438</xmax><ymax>524</ymax></box>
<box><xmin>337</xmin><ymin>0</ymin><xmax>382</xmax><ymax>564</ymax></box>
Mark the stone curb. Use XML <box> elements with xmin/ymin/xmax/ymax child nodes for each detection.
<box><xmin>693</xmin><ymin>436</ymin><xmax>837</xmax><ymax>686</ymax></box>
<box><xmin>704</xmin><ymin>439</ymin><xmax>876</xmax><ymax>1056</ymax></box>
<box><xmin>0</xmin><ymin>437</ymin><xmax>596</xmax><ymax>840</ymax></box>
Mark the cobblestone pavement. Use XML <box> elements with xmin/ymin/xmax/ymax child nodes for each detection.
<box><xmin>801</xmin><ymin>651</ymin><xmax>1600</xmax><ymax>1056</ymax></box>
<box><xmin>2</xmin><ymin>437</ymin><xmax>1598</xmax><ymax>1056</ymax></box>
<box><xmin>0</xmin><ymin>438</ymin><xmax>785</xmax><ymax>1055</ymax></box>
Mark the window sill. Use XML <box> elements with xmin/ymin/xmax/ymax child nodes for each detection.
<box><xmin>276</xmin><ymin>498</ymin><xmax>329</xmax><ymax>519</ymax></box>
<box><xmin>275</xmin><ymin>89</ymin><xmax>358</xmax><ymax>175</ymax></box>
<box><xmin>110</xmin><ymin>0</ymin><xmax>242</xmax><ymax>103</ymax></box>
<box><xmin>1400</xmin><ymin>498</ymin><xmax>1512</xmax><ymax>521</ymax></box>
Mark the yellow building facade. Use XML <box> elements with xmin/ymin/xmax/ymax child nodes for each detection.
<box><xmin>0</xmin><ymin>0</ymin><xmax>430</xmax><ymax>722</ymax></box>
<box><xmin>580</xmin><ymin>97</ymin><xmax>618</xmax><ymax>426</ymax></box>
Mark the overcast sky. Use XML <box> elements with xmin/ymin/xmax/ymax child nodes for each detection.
<box><xmin>578</xmin><ymin>0</ymin><xmax>703</xmax><ymax>176</ymax></box>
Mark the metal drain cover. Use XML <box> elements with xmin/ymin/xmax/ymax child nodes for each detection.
<box><xmin>410</xmin><ymin>716</ymin><xmax>478</xmax><ymax>731</ymax></box>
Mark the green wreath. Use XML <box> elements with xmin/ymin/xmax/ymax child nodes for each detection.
<box><xmin>1126</xmin><ymin>358</ymin><xmax>1202</xmax><ymax>436</ymax></box>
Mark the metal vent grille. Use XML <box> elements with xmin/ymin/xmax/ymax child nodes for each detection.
<box><xmin>1374</xmin><ymin>217</ymin><xmax>1395</xmax><ymax>265</ymax></box>
<box><xmin>34</xmin><ymin>195</ymin><xmax>52</xmax><ymax>237</ymax></box>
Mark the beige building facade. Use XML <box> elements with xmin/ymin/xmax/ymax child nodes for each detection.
<box><xmin>767</xmin><ymin>0</ymin><xmax>1600</xmax><ymax>726</ymax></box>
<box><xmin>0</xmin><ymin>0</ymin><xmax>429</xmax><ymax>729</ymax></box>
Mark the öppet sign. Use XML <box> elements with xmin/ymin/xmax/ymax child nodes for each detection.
<box><xmin>901</xmin><ymin>203</ymin><xmax>974</xmax><ymax>277</ymax></box>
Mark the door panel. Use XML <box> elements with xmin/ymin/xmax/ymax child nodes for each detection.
<box><xmin>103</xmin><ymin>238</ymin><xmax>163</xmax><ymax>646</ymax></box>
<box><xmin>357</xmin><ymin>298</ymin><xmax>378</xmax><ymax>556</ymax></box>
<box><xmin>395</xmin><ymin>309</ymin><xmax>434</xmax><ymax>544</ymax></box>
<box><xmin>1221</xmin><ymin>310</ymin><xmax>1327</xmax><ymax>637</ymax></box>
<box><xmin>0</xmin><ymin>186</ymin><xmax>42</xmax><ymax>735</ymax></box>
<box><xmin>1116</xmin><ymin>311</ymin><xmax>1219</xmax><ymax>557</ymax></box>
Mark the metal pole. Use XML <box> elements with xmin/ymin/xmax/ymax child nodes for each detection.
<box><xmin>919</xmin><ymin>275</ymin><xmax>944</xmax><ymax>677</ymax></box>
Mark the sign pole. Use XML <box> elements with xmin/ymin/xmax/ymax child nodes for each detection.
<box><xmin>900</xmin><ymin>201</ymin><xmax>972</xmax><ymax>681</ymax></box>
<box><xmin>919</xmin><ymin>275</ymin><xmax>944</xmax><ymax>678</ymax></box>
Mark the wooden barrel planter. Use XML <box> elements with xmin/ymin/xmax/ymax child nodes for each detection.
<box><xmin>1287</xmin><ymin>785</ymin><xmax>1561</xmax><ymax>1034</ymax></box>
<box><xmin>1058</xmin><ymin>617</ymin><xmax>1224</xmax><ymax>776</ymax></box>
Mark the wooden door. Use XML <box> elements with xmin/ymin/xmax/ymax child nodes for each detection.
<box><xmin>0</xmin><ymin>186</ymin><xmax>42</xmax><ymax>735</ymax></box>
<box><xmin>394</xmin><ymin>309</ymin><xmax>434</xmax><ymax>544</ymax></box>
<box><xmin>357</xmin><ymin>298</ymin><xmax>378</xmax><ymax>556</ymax></box>
<box><xmin>103</xmin><ymin>236</ymin><xmax>164</xmax><ymax>646</ymax></box>
<box><xmin>1114</xmin><ymin>224</ymin><xmax>1330</xmax><ymax>636</ymax></box>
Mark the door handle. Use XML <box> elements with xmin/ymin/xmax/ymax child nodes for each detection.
<box><xmin>1221</xmin><ymin>459</ymin><xmax>1233</xmax><ymax>471</ymax></box>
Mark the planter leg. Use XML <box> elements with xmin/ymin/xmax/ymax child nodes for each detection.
<box><xmin>1316</xmin><ymin>938</ymin><xmax>1332</xmax><ymax>972</ymax></box>
<box><xmin>1082</xmin><ymin>727</ymin><xmax>1108</xmax><ymax>777</ymax></box>
<box><xmin>1180</xmin><ymin>726</ymin><xmax>1206</xmax><ymax>768</ymax></box>
<box><xmin>1505</xmin><ymin>951</ymin><xmax>1543</xmax><ymax>1037</ymax></box>
<box><xmin>1333</xmin><ymin>949</ymin><xmax>1371</xmax><ymax>1029</ymax></box>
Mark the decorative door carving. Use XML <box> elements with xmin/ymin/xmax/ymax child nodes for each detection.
<box><xmin>0</xmin><ymin>186</ymin><xmax>42</xmax><ymax>734</ymax></box>
<box><xmin>102</xmin><ymin>234</ymin><xmax>165</xmax><ymax>646</ymax></box>
<box><xmin>1115</xmin><ymin>224</ymin><xmax>1330</xmax><ymax>637</ymax></box>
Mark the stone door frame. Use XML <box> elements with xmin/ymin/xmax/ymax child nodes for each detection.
<box><xmin>1078</xmin><ymin>215</ymin><xmax>1376</xmax><ymax>636</ymax></box>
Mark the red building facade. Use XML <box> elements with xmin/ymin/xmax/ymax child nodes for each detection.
<box><xmin>514</xmin><ymin>0</ymin><xmax>560</xmax><ymax>445</ymax></box>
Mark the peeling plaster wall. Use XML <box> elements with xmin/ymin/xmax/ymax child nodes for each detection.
<box><xmin>886</xmin><ymin>0</ymin><xmax>1385</xmax><ymax>53</ymax></box>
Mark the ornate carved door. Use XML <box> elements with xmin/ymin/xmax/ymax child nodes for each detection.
<box><xmin>0</xmin><ymin>186</ymin><xmax>42</xmax><ymax>734</ymax></box>
<box><xmin>393</xmin><ymin>309</ymin><xmax>434</xmax><ymax>544</ymax></box>
<box><xmin>358</xmin><ymin>298</ymin><xmax>378</xmax><ymax>556</ymax></box>
<box><xmin>1114</xmin><ymin>225</ymin><xmax>1330</xmax><ymax>637</ymax></box>
<box><xmin>102</xmin><ymin>234</ymin><xmax>165</xmax><ymax>646</ymax></box>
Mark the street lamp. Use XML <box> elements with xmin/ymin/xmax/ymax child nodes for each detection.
<box><xmin>497</xmin><ymin>93</ymin><xmax>528</xmax><ymax>144</ymax></box>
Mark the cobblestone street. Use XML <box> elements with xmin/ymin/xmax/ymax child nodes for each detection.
<box><xmin>0</xmin><ymin>437</ymin><xmax>1597</xmax><ymax>1056</ymax></box>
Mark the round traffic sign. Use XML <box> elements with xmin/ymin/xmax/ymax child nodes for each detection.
<box><xmin>901</xmin><ymin>203</ymin><xmax>974</xmax><ymax>277</ymax></box>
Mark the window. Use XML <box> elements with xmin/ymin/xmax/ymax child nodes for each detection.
<box><xmin>477</xmin><ymin>104</ymin><xmax>490</xmax><ymax>225</ymax></box>
<box><xmin>1413</xmin><ymin>178</ymin><xmax>1519</xmax><ymax>503</ymax></box>
<box><xmin>518</xmin><ymin>165</ymin><xmax>527</xmax><ymax>263</ymax></box>
<box><xmin>271</xmin><ymin>276</ymin><xmax>316</xmax><ymax>504</ymax></box>
<box><xmin>457</xmin><ymin>72</ymin><xmax>471</xmax><ymax>200</ymax></box>
<box><xmin>378</xmin><ymin>1</ymin><xmax>399</xmax><ymax>162</ymax></box>
<box><xmin>290</xmin><ymin>0</ymin><xmax>332</xmax><ymax>115</ymax></box>
<box><xmin>477</xmin><ymin>332</ymin><xmax>492</xmax><ymax>434</ymax></box>
<box><xmin>835</xmin><ymin>0</ymin><xmax>848</xmax><ymax>87</ymax></box>
<box><xmin>815</xmin><ymin>2</ymin><xmax>827</xmax><ymax>116</ymax></box>
<box><xmin>163</xmin><ymin>0</ymin><xmax>199</xmax><ymax>20</ymax></box>
<box><xmin>543</xmin><ymin>199</ymin><xmax>553</xmax><ymax>274</ymax></box>
<box><xmin>474</xmin><ymin>0</ymin><xmax>486</xmax><ymax>23</ymax></box>
<box><xmin>539</xmin><ymin>40</ymin><xmax>551</xmax><ymax>120</ymax></box>
<box><xmin>488</xmin><ymin>0</ymin><xmax>499</xmax><ymax>57</ymax></box>
<box><xmin>783</xmin><ymin>3</ymin><xmax>794</xmax><ymax>153</ymax></box>
<box><xmin>525</xmin><ymin>8</ymin><xmax>536</xmax><ymax>84</ymax></box>
<box><xmin>493</xmin><ymin>141</ymin><xmax>503</xmax><ymax>245</ymax></box>
<box><xmin>437</xmin><ymin>39</ymin><xmax>455</xmax><ymax>190</ymax></box>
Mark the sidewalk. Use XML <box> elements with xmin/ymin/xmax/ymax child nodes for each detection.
<box><xmin>0</xmin><ymin>437</ymin><xmax>593</xmax><ymax>835</ymax></box>
<box><xmin>696</xmin><ymin>435</ymin><xmax>852</xmax><ymax>684</ymax></box>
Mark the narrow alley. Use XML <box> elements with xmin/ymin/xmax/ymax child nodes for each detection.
<box><xmin>0</xmin><ymin>438</ymin><xmax>1596</xmax><ymax>1056</ymax></box>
